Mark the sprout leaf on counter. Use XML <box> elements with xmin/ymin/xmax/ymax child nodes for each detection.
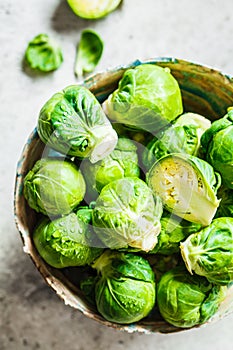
<box><xmin>75</xmin><ymin>29</ymin><xmax>104</xmax><ymax>78</ymax></box>
<box><xmin>25</xmin><ymin>34</ymin><xmax>63</xmax><ymax>72</ymax></box>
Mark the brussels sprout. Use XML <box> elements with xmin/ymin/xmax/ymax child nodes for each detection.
<box><xmin>25</xmin><ymin>34</ymin><xmax>63</xmax><ymax>72</ymax></box>
<box><xmin>157</xmin><ymin>266</ymin><xmax>226</xmax><ymax>328</ymax></box>
<box><xmin>146</xmin><ymin>253</ymin><xmax>180</xmax><ymax>281</ymax></box>
<box><xmin>38</xmin><ymin>85</ymin><xmax>118</xmax><ymax>163</ymax></box>
<box><xmin>92</xmin><ymin>250</ymin><xmax>156</xmax><ymax>324</ymax></box>
<box><xmin>142</xmin><ymin>113</ymin><xmax>211</xmax><ymax>170</ymax></box>
<box><xmin>147</xmin><ymin>153</ymin><xmax>221</xmax><ymax>226</ymax></box>
<box><xmin>80</xmin><ymin>275</ymin><xmax>98</xmax><ymax>305</ymax></box>
<box><xmin>92</xmin><ymin>177</ymin><xmax>163</xmax><ymax>251</ymax></box>
<box><xmin>215</xmin><ymin>186</ymin><xmax>233</xmax><ymax>218</ymax></box>
<box><xmin>24</xmin><ymin>159</ymin><xmax>85</xmax><ymax>216</ymax></box>
<box><xmin>67</xmin><ymin>0</ymin><xmax>122</xmax><ymax>19</ymax></box>
<box><xmin>33</xmin><ymin>213</ymin><xmax>103</xmax><ymax>268</ymax></box>
<box><xmin>150</xmin><ymin>214</ymin><xmax>202</xmax><ymax>255</ymax></box>
<box><xmin>103</xmin><ymin>64</ymin><xmax>183</xmax><ymax>133</ymax></box>
<box><xmin>201</xmin><ymin>108</ymin><xmax>233</xmax><ymax>189</ymax></box>
<box><xmin>81</xmin><ymin>138</ymin><xmax>140</xmax><ymax>199</ymax></box>
<box><xmin>75</xmin><ymin>29</ymin><xmax>104</xmax><ymax>78</ymax></box>
<box><xmin>180</xmin><ymin>217</ymin><xmax>233</xmax><ymax>285</ymax></box>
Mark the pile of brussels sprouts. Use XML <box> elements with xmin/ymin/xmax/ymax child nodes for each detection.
<box><xmin>23</xmin><ymin>63</ymin><xmax>233</xmax><ymax>328</ymax></box>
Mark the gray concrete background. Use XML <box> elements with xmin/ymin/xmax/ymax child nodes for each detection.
<box><xmin>1</xmin><ymin>0</ymin><xmax>233</xmax><ymax>349</ymax></box>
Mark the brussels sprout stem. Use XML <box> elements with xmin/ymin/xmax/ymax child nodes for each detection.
<box><xmin>89</xmin><ymin>125</ymin><xmax>118</xmax><ymax>163</ymax></box>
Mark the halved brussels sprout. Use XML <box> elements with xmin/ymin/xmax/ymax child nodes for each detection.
<box><xmin>147</xmin><ymin>153</ymin><xmax>221</xmax><ymax>226</ymax></box>
<box><xmin>103</xmin><ymin>64</ymin><xmax>183</xmax><ymax>133</ymax></box>
<box><xmin>157</xmin><ymin>266</ymin><xmax>226</xmax><ymax>328</ymax></box>
<box><xmin>92</xmin><ymin>177</ymin><xmax>163</xmax><ymax>251</ymax></box>
<box><xmin>150</xmin><ymin>214</ymin><xmax>202</xmax><ymax>255</ymax></box>
<box><xmin>24</xmin><ymin>159</ymin><xmax>86</xmax><ymax>217</ymax></box>
<box><xmin>33</xmin><ymin>213</ymin><xmax>103</xmax><ymax>268</ymax></box>
<box><xmin>180</xmin><ymin>217</ymin><xmax>233</xmax><ymax>285</ymax></box>
<box><xmin>92</xmin><ymin>250</ymin><xmax>156</xmax><ymax>324</ymax></box>
<box><xmin>38</xmin><ymin>85</ymin><xmax>118</xmax><ymax>163</ymax></box>
<box><xmin>201</xmin><ymin>107</ymin><xmax>233</xmax><ymax>189</ymax></box>
<box><xmin>81</xmin><ymin>137</ymin><xmax>140</xmax><ymax>200</ymax></box>
<box><xmin>143</xmin><ymin>113</ymin><xmax>211</xmax><ymax>170</ymax></box>
<box><xmin>67</xmin><ymin>0</ymin><xmax>122</xmax><ymax>19</ymax></box>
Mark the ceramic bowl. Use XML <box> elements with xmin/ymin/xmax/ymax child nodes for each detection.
<box><xmin>14</xmin><ymin>58</ymin><xmax>233</xmax><ymax>334</ymax></box>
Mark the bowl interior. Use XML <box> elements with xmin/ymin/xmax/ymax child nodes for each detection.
<box><xmin>14</xmin><ymin>58</ymin><xmax>233</xmax><ymax>334</ymax></box>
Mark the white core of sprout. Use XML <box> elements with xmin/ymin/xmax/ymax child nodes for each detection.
<box><xmin>89</xmin><ymin>125</ymin><xmax>118</xmax><ymax>163</ymax></box>
<box><xmin>150</xmin><ymin>157</ymin><xmax>219</xmax><ymax>226</ymax></box>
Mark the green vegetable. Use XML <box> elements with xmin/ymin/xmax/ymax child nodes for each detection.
<box><xmin>25</xmin><ymin>33</ymin><xmax>63</xmax><ymax>72</ymax></box>
<box><xmin>215</xmin><ymin>186</ymin><xmax>233</xmax><ymax>218</ymax></box>
<box><xmin>103</xmin><ymin>64</ymin><xmax>183</xmax><ymax>132</ymax></box>
<box><xmin>81</xmin><ymin>137</ymin><xmax>140</xmax><ymax>199</ymax></box>
<box><xmin>201</xmin><ymin>108</ymin><xmax>233</xmax><ymax>189</ymax></box>
<box><xmin>80</xmin><ymin>275</ymin><xmax>98</xmax><ymax>305</ymax></box>
<box><xmin>150</xmin><ymin>214</ymin><xmax>202</xmax><ymax>255</ymax></box>
<box><xmin>157</xmin><ymin>266</ymin><xmax>226</xmax><ymax>328</ymax></box>
<box><xmin>146</xmin><ymin>253</ymin><xmax>180</xmax><ymax>282</ymax></box>
<box><xmin>92</xmin><ymin>177</ymin><xmax>162</xmax><ymax>251</ymax></box>
<box><xmin>180</xmin><ymin>217</ymin><xmax>233</xmax><ymax>285</ymax></box>
<box><xmin>75</xmin><ymin>29</ymin><xmax>104</xmax><ymax>78</ymax></box>
<box><xmin>148</xmin><ymin>153</ymin><xmax>221</xmax><ymax>226</ymax></box>
<box><xmin>37</xmin><ymin>85</ymin><xmax>118</xmax><ymax>163</ymax></box>
<box><xmin>33</xmin><ymin>213</ymin><xmax>103</xmax><ymax>268</ymax></box>
<box><xmin>142</xmin><ymin>112</ymin><xmax>211</xmax><ymax>170</ymax></box>
<box><xmin>67</xmin><ymin>0</ymin><xmax>122</xmax><ymax>19</ymax></box>
<box><xmin>24</xmin><ymin>159</ymin><xmax>85</xmax><ymax>216</ymax></box>
<box><xmin>92</xmin><ymin>250</ymin><xmax>156</xmax><ymax>324</ymax></box>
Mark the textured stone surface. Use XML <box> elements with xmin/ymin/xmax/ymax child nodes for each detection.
<box><xmin>1</xmin><ymin>0</ymin><xmax>233</xmax><ymax>349</ymax></box>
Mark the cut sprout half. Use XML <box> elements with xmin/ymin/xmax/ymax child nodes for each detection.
<box><xmin>148</xmin><ymin>154</ymin><xmax>220</xmax><ymax>226</ymax></box>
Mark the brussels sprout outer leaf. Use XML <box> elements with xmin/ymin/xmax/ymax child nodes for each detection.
<box><xmin>143</xmin><ymin>112</ymin><xmax>211</xmax><ymax>170</ymax></box>
<box><xmin>33</xmin><ymin>213</ymin><xmax>103</xmax><ymax>268</ymax></box>
<box><xmin>23</xmin><ymin>159</ymin><xmax>86</xmax><ymax>216</ymax></box>
<box><xmin>25</xmin><ymin>34</ymin><xmax>63</xmax><ymax>72</ymax></box>
<box><xmin>148</xmin><ymin>153</ymin><xmax>221</xmax><ymax>226</ymax></box>
<box><xmin>201</xmin><ymin>109</ymin><xmax>233</xmax><ymax>189</ymax></box>
<box><xmin>215</xmin><ymin>186</ymin><xmax>233</xmax><ymax>218</ymax></box>
<box><xmin>103</xmin><ymin>64</ymin><xmax>183</xmax><ymax>133</ymax></box>
<box><xmin>157</xmin><ymin>266</ymin><xmax>226</xmax><ymax>328</ymax></box>
<box><xmin>75</xmin><ymin>29</ymin><xmax>103</xmax><ymax>78</ymax></box>
<box><xmin>180</xmin><ymin>217</ymin><xmax>233</xmax><ymax>285</ymax></box>
<box><xmin>93</xmin><ymin>251</ymin><xmax>156</xmax><ymax>324</ymax></box>
<box><xmin>81</xmin><ymin>137</ymin><xmax>140</xmax><ymax>195</ymax></box>
<box><xmin>38</xmin><ymin>85</ymin><xmax>118</xmax><ymax>162</ymax></box>
<box><xmin>67</xmin><ymin>0</ymin><xmax>122</xmax><ymax>19</ymax></box>
<box><xmin>151</xmin><ymin>215</ymin><xmax>202</xmax><ymax>255</ymax></box>
<box><xmin>92</xmin><ymin>177</ymin><xmax>162</xmax><ymax>251</ymax></box>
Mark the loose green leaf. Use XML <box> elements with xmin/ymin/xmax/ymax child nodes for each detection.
<box><xmin>75</xmin><ymin>29</ymin><xmax>104</xmax><ymax>78</ymax></box>
<box><xmin>25</xmin><ymin>33</ymin><xmax>63</xmax><ymax>72</ymax></box>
